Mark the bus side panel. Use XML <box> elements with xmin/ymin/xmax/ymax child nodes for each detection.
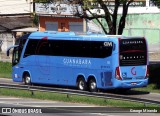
<box><xmin>17</xmin><ymin>55</ymin><xmax>52</xmax><ymax>84</ymax></box>
<box><xmin>60</xmin><ymin>57</ymin><xmax>91</xmax><ymax>86</ymax></box>
<box><xmin>12</xmin><ymin>65</ymin><xmax>24</xmax><ymax>82</ymax></box>
<box><xmin>97</xmin><ymin>60</ymin><xmax>113</xmax><ymax>89</ymax></box>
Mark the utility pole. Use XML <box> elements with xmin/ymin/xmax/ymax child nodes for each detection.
<box><xmin>33</xmin><ymin>0</ymin><xmax>35</xmax><ymax>12</ymax></box>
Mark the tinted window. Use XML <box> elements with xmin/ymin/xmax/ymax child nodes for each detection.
<box><xmin>120</xmin><ymin>39</ymin><xmax>147</xmax><ymax>66</ymax></box>
<box><xmin>15</xmin><ymin>34</ymin><xmax>30</xmax><ymax>46</ymax></box>
<box><xmin>24</xmin><ymin>39</ymin><xmax>38</xmax><ymax>57</ymax></box>
<box><xmin>50</xmin><ymin>40</ymin><xmax>64</xmax><ymax>56</ymax></box>
<box><xmin>12</xmin><ymin>47</ymin><xmax>20</xmax><ymax>66</ymax></box>
<box><xmin>24</xmin><ymin>39</ymin><xmax>113</xmax><ymax>58</ymax></box>
<box><xmin>36</xmin><ymin>39</ymin><xmax>50</xmax><ymax>55</ymax></box>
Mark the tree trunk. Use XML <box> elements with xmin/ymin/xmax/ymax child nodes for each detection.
<box><xmin>111</xmin><ymin>0</ymin><xmax>120</xmax><ymax>35</ymax></box>
<box><xmin>118</xmin><ymin>16</ymin><xmax>126</xmax><ymax>35</ymax></box>
<box><xmin>118</xmin><ymin>1</ymin><xmax>132</xmax><ymax>35</ymax></box>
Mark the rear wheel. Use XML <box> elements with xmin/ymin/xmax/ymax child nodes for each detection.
<box><xmin>88</xmin><ymin>78</ymin><xmax>97</xmax><ymax>92</ymax></box>
<box><xmin>24</xmin><ymin>73</ymin><xmax>31</xmax><ymax>85</ymax></box>
<box><xmin>77</xmin><ymin>78</ymin><xmax>87</xmax><ymax>91</ymax></box>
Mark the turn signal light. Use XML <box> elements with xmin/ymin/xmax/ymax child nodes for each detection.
<box><xmin>115</xmin><ymin>67</ymin><xmax>122</xmax><ymax>80</ymax></box>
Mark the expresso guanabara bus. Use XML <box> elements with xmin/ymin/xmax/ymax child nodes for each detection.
<box><xmin>7</xmin><ymin>31</ymin><xmax>149</xmax><ymax>92</ymax></box>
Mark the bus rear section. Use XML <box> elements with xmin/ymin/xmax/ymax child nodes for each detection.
<box><xmin>113</xmin><ymin>38</ymin><xmax>149</xmax><ymax>89</ymax></box>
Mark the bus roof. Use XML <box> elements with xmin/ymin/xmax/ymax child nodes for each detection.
<box><xmin>28</xmin><ymin>31</ymin><xmax>144</xmax><ymax>41</ymax></box>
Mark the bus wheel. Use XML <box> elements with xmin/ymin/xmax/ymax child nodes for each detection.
<box><xmin>77</xmin><ymin>78</ymin><xmax>87</xmax><ymax>91</ymax></box>
<box><xmin>24</xmin><ymin>74</ymin><xmax>31</xmax><ymax>85</ymax></box>
<box><xmin>88</xmin><ymin>78</ymin><xmax>97</xmax><ymax>92</ymax></box>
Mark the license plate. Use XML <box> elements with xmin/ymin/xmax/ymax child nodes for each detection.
<box><xmin>131</xmin><ymin>82</ymin><xmax>137</xmax><ymax>85</ymax></box>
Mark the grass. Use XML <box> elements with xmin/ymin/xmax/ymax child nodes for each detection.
<box><xmin>0</xmin><ymin>88</ymin><xmax>159</xmax><ymax>109</ymax></box>
<box><xmin>0</xmin><ymin>61</ymin><xmax>12</xmax><ymax>78</ymax></box>
<box><xmin>133</xmin><ymin>84</ymin><xmax>160</xmax><ymax>93</ymax></box>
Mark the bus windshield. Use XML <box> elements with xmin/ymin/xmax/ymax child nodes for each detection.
<box><xmin>119</xmin><ymin>38</ymin><xmax>147</xmax><ymax>66</ymax></box>
<box><xmin>12</xmin><ymin>34</ymin><xmax>30</xmax><ymax>66</ymax></box>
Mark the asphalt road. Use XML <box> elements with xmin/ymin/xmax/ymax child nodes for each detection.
<box><xmin>0</xmin><ymin>96</ymin><xmax>159</xmax><ymax>116</ymax></box>
<box><xmin>0</xmin><ymin>78</ymin><xmax>160</xmax><ymax>116</ymax></box>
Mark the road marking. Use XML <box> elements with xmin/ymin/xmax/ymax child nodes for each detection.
<box><xmin>90</xmin><ymin>113</ymin><xmax>121</xmax><ymax>116</ymax></box>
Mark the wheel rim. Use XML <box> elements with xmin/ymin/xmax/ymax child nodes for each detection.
<box><xmin>25</xmin><ymin>76</ymin><xmax>30</xmax><ymax>84</ymax></box>
<box><xmin>90</xmin><ymin>81</ymin><xmax>96</xmax><ymax>90</ymax></box>
<box><xmin>79</xmin><ymin>80</ymin><xmax>85</xmax><ymax>90</ymax></box>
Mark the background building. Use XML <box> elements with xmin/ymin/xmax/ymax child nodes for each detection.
<box><xmin>35</xmin><ymin>3</ymin><xmax>84</xmax><ymax>32</ymax></box>
<box><xmin>0</xmin><ymin>0</ymin><xmax>32</xmax><ymax>15</ymax></box>
<box><xmin>34</xmin><ymin>0</ymin><xmax>160</xmax><ymax>54</ymax></box>
<box><xmin>0</xmin><ymin>0</ymin><xmax>34</xmax><ymax>54</ymax></box>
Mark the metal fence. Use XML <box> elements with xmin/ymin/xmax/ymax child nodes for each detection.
<box><xmin>0</xmin><ymin>83</ymin><xmax>160</xmax><ymax>106</ymax></box>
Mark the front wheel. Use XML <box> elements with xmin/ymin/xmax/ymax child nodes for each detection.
<box><xmin>77</xmin><ymin>78</ymin><xmax>87</xmax><ymax>91</ymax></box>
<box><xmin>24</xmin><ymin>74</ymin><xmax>31</xmax><ymax>85</ymax></box>
<box><xmin>88</xmin><ymin>78</ymin><xmax>97</xmax><ymax>92</ymax></box>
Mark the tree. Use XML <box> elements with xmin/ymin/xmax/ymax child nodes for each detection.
<box><xmin>150</xmin><ymin>0</ymin><xmax>160</xmax><ymax>7</ymax></box>
<box><xmin>34</xmin><ymin>0</ymin><xmax>134</xmax><ymax>35</ymax></box>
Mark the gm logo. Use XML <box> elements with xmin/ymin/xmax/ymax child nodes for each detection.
<box><xmin>104</xmin><ymin>42</ymin><xmax>113</xmax><ymax>47</ymax></box>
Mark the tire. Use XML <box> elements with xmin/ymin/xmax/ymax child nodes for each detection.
<box><xmin>77</xmin><ymin>78</ymin><xmax>87</xmax><ymax>91</ymax></box>
<box><xmin>24</xmin><ymin>73</ymin><xmax>31</xmax><ymax>85</ymax></box>
<box><xmin>88</xmin><ymin>78</ymin><xmax>97</xmax><ymax>92</ymax></box>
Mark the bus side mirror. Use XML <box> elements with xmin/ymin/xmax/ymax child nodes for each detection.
<box><xmin>6</xmin><ymin>45</ymin><xmax>19</xmax><ymax>57</ymax></box>
<box><xmin>7</xmin><ymin>50</ymin><xmax>10</xmax><ymax>56</ymax></box>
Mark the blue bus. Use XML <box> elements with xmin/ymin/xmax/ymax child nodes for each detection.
<box><xmin>7</xmin><ymin>31</ymin><xmax>149</xmax><ymax>92</ymax></box>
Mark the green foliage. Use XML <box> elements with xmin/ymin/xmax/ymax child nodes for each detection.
<box><xmin>33</xmin><ymin>14</ymin><xmax>39</xmax><ymax>26</ymax></box>
<box><xmin>148</xmin><ymin>64</ymin><xmax>160</xmax><ymax>89</ymax></box>
<box><xmin>150</xmin><ymin>0</ymin><xmax>160</xmax><ymax>8</ymax></box>
<box><xmin>133</xmin><ymin>84</ymin><xmax>160</xmax><ymax>93</ymax></box>
<box><xmin>33</xmin><ymin>0</ymin><xmax>134</xmax><ymax>34</ymax></box>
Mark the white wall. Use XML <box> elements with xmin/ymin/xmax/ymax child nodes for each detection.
<box><xmin>0</xmin><ymin>33</ymin><xmax>14</xmax><ymax>53</ymax></box>
<box><xmin>0</xmin><ymin>0</ymin><xmax>33</xmax><ymax>14</ymax></box>
<box><xmin>88</xmin><ymin>0</ymin><xmax>160</xmax><ymax>15</ymax></box>
<box><xmin>120</xmin><ymin>7</ymin><xmax>160</xmax><ymax>14</ymax></box>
